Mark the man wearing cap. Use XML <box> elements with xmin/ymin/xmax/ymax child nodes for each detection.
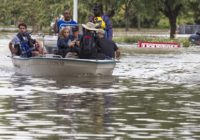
<box><xmin>70</xmin><ymin>26</ymin><xmax>82</xmax><ymax>55</ymax></box>
<box><xmin>96</xmin><ymin>29</ymin><xmax>120</xmax><ymax>59</ymax></box>
<box><xmin>71</xmin><ymin>26</ymin><xmax>82</xmax><ymax>42</ymax></box>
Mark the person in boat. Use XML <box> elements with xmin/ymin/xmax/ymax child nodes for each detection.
<box><xmin>96</xmin><ymin>29</ymin><xmax>120</xmax><ymax>59</ymax></box>
<box><xmin>79</xmin><ymin>22</ymin><xmax>102</xmax><ymax>59</ymax></box>
<box><xmin>57</xmin><ymin>27</ymin><xmax>79</xmax><ymax>58</ymax></box>
<box><xmin>69</xmin><ymin>26</ymin><xmax>82</xmax><ymax>55</ymax></box>
<box><xmin>8</xmin><ymin>23</ymin><xmax>42</xmax><ymax>57</ymax></box>
<box><xmin>54</xmin><ymin>9</ymin><xmax>77</xmax><ymax>34</ymax></box>
<box><xmin>71</xmin><ymin>26</ymin><xmax>82</xmax><ymax>42</ymax></box>
<box><xmin>34</xmin><ymin>41</ymin><xmax>46</xmax><ymax>55</ymax></box>
<box><xmin>90</xmin><ymin>3</ymin><xmax>106</xmax><ymax>30</ymax></box>
<box><xmin>89</xmin><ymin>3</ymin><xmax>113</xmax><ymax>40</ymax></box>
<box><xmin>103</xmin><ymin>9</ymin><xmax>114</xmax><ymax>40</ymax></box>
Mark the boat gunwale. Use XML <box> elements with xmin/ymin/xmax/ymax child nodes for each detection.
<box><xmin>12</xmin><ymin>56</ymin><xmax>118</xmax><ymax>64</ymax></box>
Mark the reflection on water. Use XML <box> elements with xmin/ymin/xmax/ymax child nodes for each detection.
<box><xmin>1</xmin><ymin>36</ymin><xmax>200</xmax><ymax>139</ymax></box>
<box><xmin>0</xmin><ymin>75</ymin><xmax>120</xmax><ymax>139</ymax></box>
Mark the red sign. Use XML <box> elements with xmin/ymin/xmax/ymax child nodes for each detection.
<box><xmin>138</xmin><ymin>41</ymin><xmax>180</xmax><ymax>48</ymax></box>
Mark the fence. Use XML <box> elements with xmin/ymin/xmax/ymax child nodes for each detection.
<box><xmin>178</xmin><ymin>25</ymin><xmax>200</xmax><ymax>34</ymax></box>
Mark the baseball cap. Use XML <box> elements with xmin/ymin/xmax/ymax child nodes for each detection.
<box><xmin>72</xmin><ymin>26</ymin><xmax>79</xmax><ymax>32</ymax></box>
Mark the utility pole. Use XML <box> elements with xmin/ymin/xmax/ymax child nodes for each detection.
<box><xmin>73</xmin><ymin>0</ymin><xmax>78</xmax><ymax>22</ymax></box>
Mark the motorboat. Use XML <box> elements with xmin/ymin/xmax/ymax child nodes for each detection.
<box><xmin>12</xmin><ymin>55</ymin><xmax>117</xmax><ymax>77</ymax></box>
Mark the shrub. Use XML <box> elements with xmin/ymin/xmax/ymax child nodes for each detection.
<box><xmin>113</xmin><ymin>36</ymin><xmax>191</xmax><ymax>47</ymax></box>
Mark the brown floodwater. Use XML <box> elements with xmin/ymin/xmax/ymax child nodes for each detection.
<box><xmin>0</xmin><ymin>35</ymin><xmax>200</xmax><ymax>139</ymax></box>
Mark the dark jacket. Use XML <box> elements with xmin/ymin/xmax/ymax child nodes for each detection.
<box><xmin>57</xmin><ymin>36</ymin><xmax>80</xmax><ymax>57</ymax></box>
<box><xmin>79</xmin><ymin>32</ymin><xmax>100</xmax><ymax>59</ymax></box>
<box><xmin>96</xmin><ymin>38</ymin><xmax>118</xmax><ymax>59</ymax></box>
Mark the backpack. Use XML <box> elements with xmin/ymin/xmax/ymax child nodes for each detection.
<box><xmin>80</xmin><ymin>34</ymin><xmax>97</xmax><ymax>59</ymax></box>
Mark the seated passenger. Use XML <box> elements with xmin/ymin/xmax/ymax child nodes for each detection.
<box><xmin>71</xmin><ymin>26</ymin><xmax>82</xmax><ymax>41</ymax></box>
<box><xmin>57</xmin><ymin>27</ymin><xmax>79</xmax><ymax>58</ymax></box>
<box><xmin>96</xmin><ymin>29</ymin><xmax>120</xmax><ymax>59</ymax></box>
<box><xmin>8</xmin><ymin>23</ymin><xmax>41</xmax><ymax>57</ymax></box>
<box><xmin>70</xmin><ymin>26</ymin><xmax>82</xmax><ymax>53</ymax></box>
<box><xmin>79</xmin><ymin>22</ymin><xmax>100</xmax><ymax>59</ymax></box>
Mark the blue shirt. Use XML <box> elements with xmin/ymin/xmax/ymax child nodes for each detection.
<box><xmin>102</xmin><ymin>15</ymin><xmax>113</xmax><ymax>40</ymax></box>
<box><xmin>57</xmin><ymin>19</ymin><xmax>77</xmax><ymax>32</ymax></box>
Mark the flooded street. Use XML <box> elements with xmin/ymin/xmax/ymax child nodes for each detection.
<box><xmin>1</xmin><ymin>35</ymin><xmax>200</xmax><ymax>139</ymax></box>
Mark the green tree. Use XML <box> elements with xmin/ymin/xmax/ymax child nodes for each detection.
<box><xmin>0</xmin><ymin>0</ymin><xmax>198</xmax><ymax>34</ymax></box>
<box><xmin>188</xmin><ymin>0</ymin><xmax>200</xmax><ymax>24</ymax></box>
<box><xmin>156</xmin><ymin>0</ymin><xmax>186</xmax><ymax>38</ymax></box>
<box><xmin>117</xmin><ymin>0</ymin><xmax>135</xmax><ymax>31</ymax></box>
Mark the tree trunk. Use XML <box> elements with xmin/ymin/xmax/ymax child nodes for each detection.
<box><xmin>169</xmin><ymin>17</ymin><xmax>176</xmax><ymax>39</ymax></box>
<box><xmin>40</xmin><ymin>25</ymin><xmax>43</xmax><ymax>30</ymax></box>
<box><xmin>125</xmin><ymin>9</ymin><xmax>129</xmax><ymax>31</ymax></box>
<box><xmin>105</xmin><ymin>4</ymin><xmax>108</xmax><ymax>13</ymax></box>
<box><xmin>125</xmin><ymin>18</ymin><xmax>129</xmax><ymax>31</ymax></box>
<box><xmin>32</xmin><ymin>25</ymin><xmax>38</xmax><ymax>33</ymax></box>
<box><xmin>137</xmin><ymin>14</ymin><xmax>141</xmax><ymax>30</ymax></box>
<box><xmin>14</xmin><ymin>16</ymin><xmax>18</xmax><ymax>27</ymax></box>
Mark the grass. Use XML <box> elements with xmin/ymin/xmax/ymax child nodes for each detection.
<box><xmin>113</xmin><ymin>36</ymin><xmax>191</xmax><ymax>47</ymax></box>
<box><xmin>113</xmin><ymin>28</ymin><xmax>169</xmax><ymax>33</ymax></box>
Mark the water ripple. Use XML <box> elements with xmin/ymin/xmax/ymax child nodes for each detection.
<box><xmin>1</xmin><ymin>37</ymin><xmax>200</xmax><ymax>139</ymax></box>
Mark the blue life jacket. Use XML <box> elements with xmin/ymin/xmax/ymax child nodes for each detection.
<box><xmin>17</xmin><ymin>33</ymin><xmax>34</xmax><ymax>57</ymax></box>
